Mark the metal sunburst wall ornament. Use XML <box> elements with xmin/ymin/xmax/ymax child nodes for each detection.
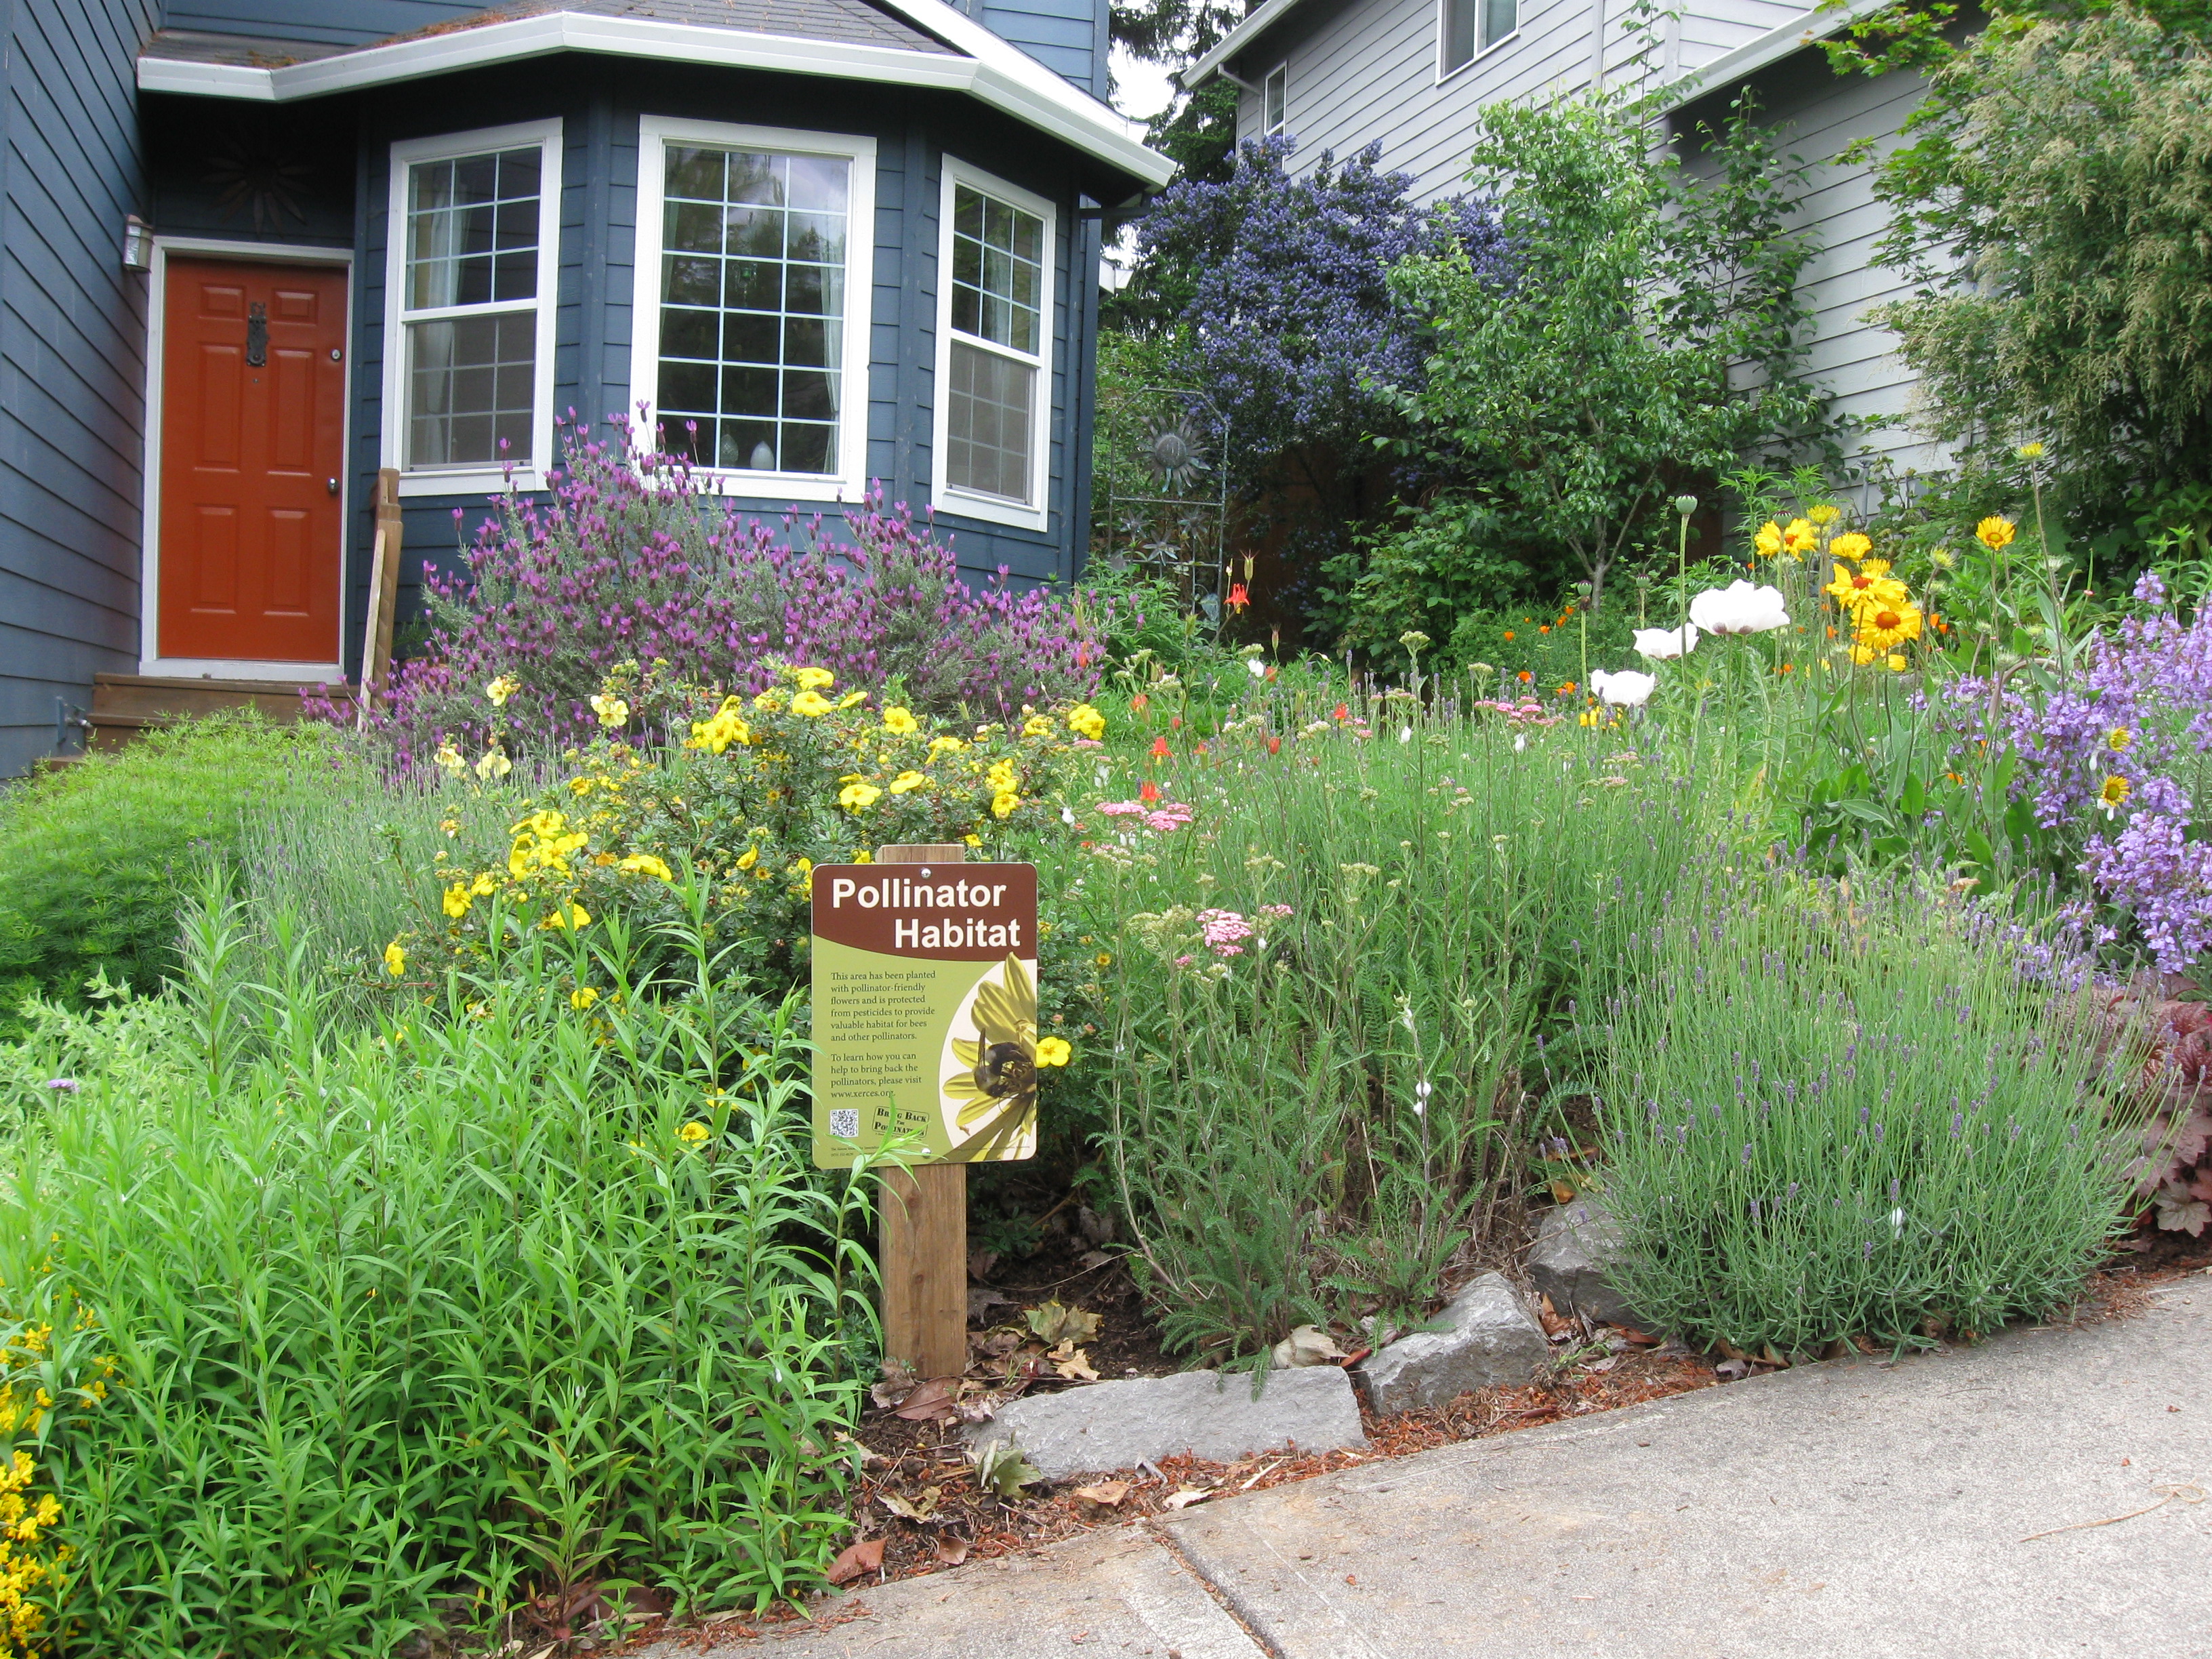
<box><xmin>204</xmin><ymin>125</ymin><xmax>314</xmax><ymax>232</ymax></box>
<box><xmin>1147</xmin><ymin>414</ymin><xmax>1210</xmax><ymax>495</ymax></box>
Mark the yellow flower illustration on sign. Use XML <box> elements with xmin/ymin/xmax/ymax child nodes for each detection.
<box><xmin>942</xmin><ymin>954</ymin><xmax>1040</xmax><ymax>1162</ymax></box>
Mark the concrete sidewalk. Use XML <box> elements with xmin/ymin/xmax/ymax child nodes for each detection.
<box><xmin>650</xmin><ymin>1276</ymin><xmax>2209</xmax><ymax>1658</ymax></box>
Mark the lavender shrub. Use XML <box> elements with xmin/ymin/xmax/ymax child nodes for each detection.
<box><xmin>361</xmin><ymin>425</ymin><xmax>1105</xmax><ymax>765</ymax></box>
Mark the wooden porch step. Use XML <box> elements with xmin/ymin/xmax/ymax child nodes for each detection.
<box><xmin>84</xmin><ymin>674</ymin><xmax>356</xmax><ymax>754</ymax></box>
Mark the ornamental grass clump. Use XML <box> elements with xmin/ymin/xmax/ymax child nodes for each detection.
<box><xmin>1586</xmin><ymin>862</ymin><xmax>2140</xmax><ymax>1357</ymax></box>
<box><xmin>0</xmin><ymin>875</ymin><xmax>882</xmax><ymax>1656</ymax></box>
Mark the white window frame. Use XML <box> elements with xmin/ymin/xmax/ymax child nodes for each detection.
<box><xmin>930</xmin><ymin>157</ymin><xmax>1056</xmax><ymax>533</ymax></box>
<box><xmin>1437</xmin><ymin>0</ymin><xmax>1518</xmax><ymax>83</ymax></box>
<box><xmin>1263</xmin><ymin>62</ymin><xmax>1288</xmax><ymax>136</ymax></box>
<box><xmin>382</xmin><ymin>118</ymin><xmax>563</xmax><ymax>497</ymax></box>
<box><xmin>629</xmin><ymin>116</ymin><xmax>877</xmax><ymax>504</ymax></box>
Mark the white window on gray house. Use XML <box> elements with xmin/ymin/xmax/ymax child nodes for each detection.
<box><xmin>1263</xmin><ymin>63</ymin><xmax>1287</xmax><ymax>135</ymax></box>
<box><xmin>935</xmin><ymin>163</ymin><xmax>1054</xmax><ymax>528</ymax></box>
<box><xmin>390</xmin><ymin>123</ymin><xmax>562</xmax><ymax>480</ymax></box>
<box><xmin>655</xmin><ymin>146</ymin><xmax>851</xmax><ymax>476</ymax></box>
<box><xmin>1442</xmin><ymin>0</ymin><xmax>1517</xmax><ymax>74</ymax></box>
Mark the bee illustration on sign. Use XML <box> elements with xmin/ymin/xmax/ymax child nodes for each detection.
<box><xmin>939</xmin><ymin>953</ymin><xmax>1040</xmax><ymax>1162</ymax></box>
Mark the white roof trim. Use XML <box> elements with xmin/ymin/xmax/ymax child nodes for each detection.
<box><xmin>1655</xmin><ymin>0</ymin><xmax>1896</xmax><ymax>112</ymax></box>
<box><xmin>138</xmin><ymin>9</ymin><xmax>1175</xmax><ymax>186</ymax></box>
<box><xmin>1183</xmin><ymin>0</ymin><xmax>1304</xmax><ymax>89</ymax></box>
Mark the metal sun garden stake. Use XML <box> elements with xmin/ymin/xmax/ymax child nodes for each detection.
<box><xmin>811</xmin><ymin>844</ymin><xmax>1042</xmax><ymax>1379</ymax></box>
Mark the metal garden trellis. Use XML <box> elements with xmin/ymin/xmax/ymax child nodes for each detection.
<box><xmin>1101</xmin><ymin>385</ymin><xmax>1232</xmax><ymax>628</ymax></box>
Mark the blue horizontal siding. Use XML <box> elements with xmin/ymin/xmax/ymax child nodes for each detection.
<box><xmin>0</xmin><ymin>0</ymin><xmax>153</xmax><ymax>777</ymax></box>
<box><xmin>981</xmin><ymin>0</ymin><xmax>1105</xmax><ymax>94</ymax></box>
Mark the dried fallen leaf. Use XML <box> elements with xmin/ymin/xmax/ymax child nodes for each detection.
<box><xmin>824</xmin><ymin>1537</ymin><xmax>884</xmax><ymax>1585</ymax></box>
<box><xmin>1271</xmin><ymin>1324</ymin><xmax>1347</xmax><ymax>1369</ymax></box>
<box><xmin>1026</xmin><ymin>1299</ymin><xmax>1103</xmax><ymax>1345</ymax></box>
<box><xmin>1052</xmin><ymin>1347</ymin><xmax>1101</xmax><ymax>1382</ymax></box>
<box><xmin>968</xmin><ymin>1286</ymin><xmax>1015</xmax><ymax>1322</ymax></box>
<box><xmin>878</xmin><ymin>1487</ymin><xmax>941</xmax><ymax>1523</ymax></box>
<box><xmin>968</xmin><ymin>1247</ymin><xmax>1000</xmax><ymax>1281</ymax></box>
<box><xmin>935</xmin><ymin>1534</ymin><xmax>970</xmax><ymax>1565</ymax></box>
<box><xmin>869</xmin><ymin>1356</ymin><xmax>918</xmax><ymax>1410</ymax></box>
<box><xmin>972</xmin><ymin>1441</ymin><xmax>1044</xmax><ymax>1497</ymax></box>
<box><xmin>1160</xmin><ymin>1488</ymin><xmax>1214</xmax><ymax>1510</ymax></box>
<box><xmin>891</xmin><ymin>1380</ymin><xmax>958</xmax><ymax>1422</ymax></box>
<box><xmin>1073</xmin><ymin>1479</ymin><xmax>1132</xmax><ymax>1507</ymax></box>
<box><xmin>1077</xmin><ymin>1249</ymin><xmax>1115</xmax><ymax>1271</ymax></box>
<box><xmin>1613</xmin><ymin>1326</ymin><xmax>1661</xmax><ymax>1347</ymax></box>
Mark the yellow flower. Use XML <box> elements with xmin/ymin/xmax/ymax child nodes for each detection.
<box><xmin>964</xmin><ymin>833</ymin><xmax>982</xmax><ymax>847</ymax></box>
<box><xmin>1780</xmin><ymin>518</ymin><xmax>1817</xmax><ymax>558</ymax></box>
<box><xmin>839</xmin><ymin>690</ymin><xmax>868</xmax><ymax>708</ymax></box>
<box><xmin>1809</xmin><ymin>504</ymin><xmax>1841</xmax><ymax>527</ymax></box>
<box><xmin>839</xmin><ymin>781</ymin><xmax>884</xmax><ymax>811</ymax></box>
<box><xmin>485</xmin><ymin>674</ymin><xmax>520</xmax><ymax>707</ymax></box>
<box><xmin>928</xmin><ymin>735</ymin><xmax>967</xmax><ymax>757</ymax></box>
<box><xmin>1753</xmin><ymin>520</ymin><xmax>1783</xmax><ymax>558</ymax></box>
<box><xmin>441</xmin><ymin>884</ymin><xmax>473</xmax><ymax>919</ymax></box>
<box><xmin>1066</xmin><ymin>703</ymin><xmax>1106</xmax><ymax>741</ymax></box>
<box><xmin>1976</xmin><ymin>516</ymin><xmax>2016</xmax><ymax>551</ymax></box>
<box><xmin>1035</xmin><ymin>1036</ymin><xmax>1072</xmax><ymax>1067</ymax></box>
<box><xmin>541</xmin><ymin>902</ymin><xmax>591</xmax><ymax>930</ymax></box>
<box><xmin>470</xmin><ymin>872</ymin><xmax>499</xmax><ymax>897</ymax></box>
<box><xmin>383</xmin><ymin>941</ymin><xmax>406</xmax><ymax>977</ymax></box>
<box><xmin>1023</xmin><ymin>714</ymin><xmax>1052</xmax><ymax>737</ymax></box>
<box><xmin>791</xmin><ymin>690</ymin><xmax>834</xmax><ymax>718</ymax></box>
<box><xmin>618</xmin><ymin>853</ymin><xmax>674</xmax><ymax>880</ymax></box>
<box><xmin>1824</xmin><ymin>567</ymin><xmax>1910</xmax><ymax>613</ymax></box>
<box><xmin>884</xmin><ymin>706</ymin><xmax>920</xmax><ymax>735</ymax></box>
<box><xmin>2017</xmin><ymin>441</ymin><xmax>2045</xmax><ymax>460</ymax></box>
<box><xmin>678</xmin><ymin>1120</ymin><xmax>711</xmax><ymax>1144</ymax></box>
<box><xmin>753</xmin><ymin>689</ymin><xmax>785</xmax><ymax>712</ymax></box>
<box><xmin>589</xmin><ymin>692</ymin><xmax>630</xmax><ymax>728</ymax></box>
<box><xmin>2109</xmin><ymin>727</ymin><xmax>2132</xmax><ymax>753</ymax></box>
<box><xmin>1886</xmin><ymin>653</ymin><xmax>1908</xmax><ymax>672</ymax></box>
<box><xmin>571</xmin><ymin>987</ymin><xmax>600</xmax><ymax>1010</ymax></box>
<box><xmin>475</xmin><ymin>746</ymin><xmax>512</xmax><ymax>780</ymax></box>
<box><xmin>735</xmin><ymin>846</ymin><xmax>760</xmax><ymax>871</ymax></box>
<box><xmin>1094</xmin><ymin>951</ymin><xmax>1112</xmax><ymax>968</ymax></box>
<box><xmin>1854</xmin><ymin>602</ymin><xmax>1923</xmax><ymax>653</ymax></box>
<box><xmin>793</xmin><ymin>666</ymin><xmax>836</xmax><ymax>691</ymax></box>
<box><xmin>434</xmin><ymin>740</ymin><xmax>465</xmax><ymax>775</ymax></box>
<box><xmin>987</xmin><ymin>759</ymin><xmax>1019</xmax><ymax>792</ymax></box>
<box><xmin>991</xmin><ymin>790</ymin><xmax>1021</xmax><ymax>819</ymax></box>
<box><xmin>2102</xmin><ymin>775</ymin><xmax>2131</xmax><ymax>806</ymax></box>
<box><xmin>889</xmin><ymin>770</ymin><xmax>927</xmax><ymax>793</ymax></box>
<box><xmin>1829</xmin><ymin>531</ymin><xmax>1872</xmax><ymax>562</ymax></box>
<box><xmin>440</xmin><ymin>815</ymin><xmax>462</xmax><ymax>836</ymax></box>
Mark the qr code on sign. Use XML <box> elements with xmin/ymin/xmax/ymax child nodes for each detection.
<box><xmin>828</xmin><ymin>1109</ymin><xmax>860</xmax><ymax>1141</ymax></box>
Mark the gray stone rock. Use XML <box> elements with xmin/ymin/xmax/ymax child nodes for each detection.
<box><xmin>1355</xmin><ymin>1271</ymin><xmax>1549</xmax><ymax>1415</ymax></box>
<box><xmin>963</xmin><ymin>1366</ymin><xmax>1366</xmax><ymax>1480</ymax></box>
<box><xmin>1525</xmin><ymin>1197</ymin><xmax>1641</xmax><ymax>1327</ymax></box>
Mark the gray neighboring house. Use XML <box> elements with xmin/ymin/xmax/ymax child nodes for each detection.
<box><xmin>1181</xmin><ymin>0</ymin><xmax>1949</xmax><ymax>482</ymax></box>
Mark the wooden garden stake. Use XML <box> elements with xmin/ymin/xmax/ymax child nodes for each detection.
<box><xmin>875</xmin><ymin>843</ymin><xmax>970</xmax><ymax>1379</ymax></box>
<box><xmin>357</xmin><ymin>467</ymin><xmax>404</xmax><ymax>727</ymax></box>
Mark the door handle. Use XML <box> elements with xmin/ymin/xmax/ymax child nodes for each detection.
<box><xmin>327</xmin><ymin>478</ymin><xmax>340</xmax><ymax>495</ymax></box>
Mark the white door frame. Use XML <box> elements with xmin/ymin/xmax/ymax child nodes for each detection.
<box><xmin>142</xmin><ymin>236</ymin><xmax>354</xmax><ymax>680</ymax></box>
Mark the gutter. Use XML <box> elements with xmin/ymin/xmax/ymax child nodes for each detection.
<box><xmin>1653</xmin><ymin>0</ymin><xmax>1899</xmax><ymax>113</ymax></box>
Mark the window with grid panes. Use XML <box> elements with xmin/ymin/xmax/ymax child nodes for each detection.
<box><xmin>945</xmin><ymin>182</ymin><xmax>1044</xmax><ymax>504</ymax></box>
<box><xmin>655</xmin><ymin>145</ymin><xmax>849</xmax><ymax>475</ymax></box>
<box><xmin>401</xmin><ymin>146</ymin><xmax>544</xmax><ymax>469</ymax></box>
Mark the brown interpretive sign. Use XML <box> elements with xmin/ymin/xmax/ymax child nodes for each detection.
<box><xmin>811</xmin><ymin>860</ymin><xmax>1040</xmax><ymax>1168</ymax></box>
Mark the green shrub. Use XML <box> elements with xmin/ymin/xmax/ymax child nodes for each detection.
<box><xmin>1059</xmin><ymin>686</ymin><xmax>1709</xmax><ymax>1360</ymax></box>
<box><xmin>0</xmin><ymin>878</ymin><xmax>880</xmax><ymax>1655</ymax></box>
<box><xmin>0</xmin><ymin>716</ymin><xmax>349</xmax><ymax>1011</ymax></box>
<box><xmin>1584</xmin><ymin>865</ymin><xmax>2138</xmax><ymax>1355</ymax></box>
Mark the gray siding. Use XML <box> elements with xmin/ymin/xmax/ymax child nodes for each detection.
<box><xmin>163</xmin><ymin>0</ymin><xmax>491</xmax><ymax>47</ymax></box>
<box><xmin>0</xmin><ymin>0</ymin><xmax>157</xmax><ymax>778</ymax></box>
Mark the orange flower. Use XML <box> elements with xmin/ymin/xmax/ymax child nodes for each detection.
<box><xmin>1267</xmin><ymin>736</ymin><xmax>1282</xmax><ymax>754</ymax></box>
<box><xmin>1139</xmin><ymin>780</ymin><xmax>1160</xmax><ymax>803</ymax></box>
<box><xmin>1333</xmin><ymin>703</ymin><xmax>1350</xmax><ymax>720</ymax></box>
<box><xmin>1150</xmin><ymin>736</ymin><xmax>1170</xmax><ymax>758</ymax></box>
<box><xmin>1539</xmin><ymin>625</ymin><xmax>1551</xmax><ymax>634</ymax></box>
<box><xmin>1517</xmin><ymin>670</ymin><xmax>1533</xmax><ymax>683</ymax></box>
<box><xmin>1503</xmin><ymin>630</ymin><xmax>1515</xmax><ymax>641</ymax></box>
<box><xmin>1227</xmin><ymin>582</ymin><xmax>1250</xmax><ymax>613</ymax></box>
<box><xmin>1131</xmin><ymin>693</ymin><xmax>1149</xmax><ymax>712</ymax></box>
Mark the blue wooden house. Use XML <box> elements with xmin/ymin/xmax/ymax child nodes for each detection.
<box><xmin>0</xmin><ymin>0</ymin><xmax>1169</xmax><ymax>775</ymax></box>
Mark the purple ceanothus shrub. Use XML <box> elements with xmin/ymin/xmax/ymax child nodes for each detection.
<box><xmin>1133</xmin><ymin>136</ymin><xmax>1509</xmax><ymax>478</ymax></box>
<box><xmin>1954</xmin><ymin>571</ymin><xmax>2212</xmax><ymax>972</ymax></box>
<box><xmin>360</xmin><ymin>424</ymin><xmax>1105</xmax><ymax>766</ymax></box>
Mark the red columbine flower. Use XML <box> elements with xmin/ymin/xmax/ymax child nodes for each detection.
<box><xmin>1139</xmin><ymin>780</ymin><xmax>1160</xmax><ymax>803</ymax></box>
<box><xmin>1131</xmin><ymin>693</ymin><xmax>1149</xmax><ymax>712</ymax></box>
<box><xmin>1333</xmin><ymin>703</ymin><xmax>1350</xmax><ymax>721</ymax></box>
<box><xmin>1227</xmin><ymin>582</ymin><xmax>1250</xmax><ymax>613</ymax></box>
<box><xmin>1267</xmin><ymin>736</ymin><xmax>1282</xmax><ymax>754</ymax></box>
<box><xmin>1151</xmin><ymin>736</ymin><xmax>1170</xmax><ymax>758</ymax></box>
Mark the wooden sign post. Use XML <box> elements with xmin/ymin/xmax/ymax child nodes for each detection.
<box><xmin>356</xmin><ymin>467</ymin><xmax>404</xmax><ymax>728</ymax></box>
<box><xmin>810</xmin><ymin>844</ymin><xmax>1041</xmax><ymax>1380</ymax></box>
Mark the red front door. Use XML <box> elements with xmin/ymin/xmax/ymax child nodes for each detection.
<box><xmin>158</xmin><ymin>257</ymin><xmax>347</xmax><ymax>663</ymax></box>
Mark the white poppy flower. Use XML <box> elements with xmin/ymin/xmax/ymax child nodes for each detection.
<box><xmin>1631</xmin><ymin>623</ymin><xmax>1699</xmax><ymax>660</ymax></box>
<box><xmin>1590</xmin><ymin>669</ymin><xmax>1656</xmax><ymax>708</ymax></box>
<box><xmin>1689</xmin><ymin>581</ymin><xmax>1790</xmax><ymax>635</ymax></box>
